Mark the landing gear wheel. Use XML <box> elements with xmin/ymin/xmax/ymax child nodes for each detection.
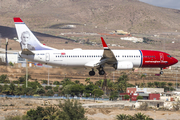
<box><xmin>160</xmin><ymin>71</ymin><xmax>164</xmax><ymax>75</ymax></box>
<box><xmin>89</xmin><ymin>71</ymin><xmax>95</xmax><ymax>76</ymax></box>
<box><xmin>99</xmin><ymin>70</ymin><xmax>105</xmax><ymax>75</ymax></box>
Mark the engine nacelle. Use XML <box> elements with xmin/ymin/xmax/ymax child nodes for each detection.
<box><xmin>116</xmin><ymin>61</ymin><xmax>133</xmax><ymax>70</ymax></box>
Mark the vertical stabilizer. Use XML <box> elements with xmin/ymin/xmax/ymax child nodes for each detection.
<box><xmin>13</xmin><ymin>17</ymin><xmax>56</xmax><ymax>51</ymax></box>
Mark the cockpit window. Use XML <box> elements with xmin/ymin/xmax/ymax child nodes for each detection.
<box><xmin>167</xmin><ymin>55</ymin><xmax>171</xmax><ymax>58</ymax></box>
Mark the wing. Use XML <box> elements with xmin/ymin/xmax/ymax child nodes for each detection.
<box><xmin>85</xmin><ymin>37</ymin><xmax>117</xmax><ymax>69</ymax></box>
<box><xmin>100</xmin><ymin>37</ymin><xmax>117</xmax><ymax>65</ymax></box>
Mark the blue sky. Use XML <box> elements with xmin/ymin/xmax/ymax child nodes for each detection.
<box><xmin>139</xmin><ymin>0</ymin><xmax>180</xmax><ymax>10</ymax></box>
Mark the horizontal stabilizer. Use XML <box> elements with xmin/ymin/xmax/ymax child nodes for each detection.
<box><xmin>21</xmin><ymin>49</ymin><xmax>35</xmax><ymax>55</ymax></box>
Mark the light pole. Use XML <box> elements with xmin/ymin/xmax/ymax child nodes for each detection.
<box><xmin>176</xmin><ymin>69</ymin><xmax>178</xmax><ymax>89</ymax></box>
<box><xmin>113</xmin><ymin>71</ymin><xmax>114</xmax><ymax>82</ymax></box>
<box><xmin>5</xmin><ymin>38</ymin><xmax>8</xmax><ymax>66</ymax></box>
<box><xmin>26</xmin><ymin>59</ymin><xmax>28</xmax><ymax>88</ymax></box>
<box><xmin>48</xmin><ymin>66</ymin><xmax>49</xmax><ymax>86</ymax></box>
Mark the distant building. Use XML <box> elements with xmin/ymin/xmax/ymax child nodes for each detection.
<box><xmin>0</xmin><ymin>53</ymin><xmax>50</xmax><ymax>68</ymax></box>
<box><xmin>0</xmin><ymin>53</ymin><xmax>25</xmax><ymax>64</ymax></box>
<box><xmin>136</xmin><ymin>100</ymin><xmax>164</xmax><ymax>108</ymax></box>
<box><xmin>120</xmin><ymin>92</ymin><xmax>160</xmax><ymax>101</ymax></box>
<box><xmin>112</xmin><ymin>30</ymin><xmax>130</xmax><ymax>35</ymax></box>
<box><xmin>120</xmin><ymin>37</ymin><xmax>143</xmax><ymax>43</ymax></box>
<box><xmin>119</xmin><ymin>86</ymin><xmax>163</xmax><ymax>101</ymax></box>
<box><xmin>127</xmin><ymin>87</ymin><xmax>164</xmax><ymax>94</ymax></box>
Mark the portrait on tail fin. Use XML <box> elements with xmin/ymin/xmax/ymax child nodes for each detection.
<box><xmin>20</xmin><ymin>31</ymin><xmax>35</xmax><ymax>50</ymax></box>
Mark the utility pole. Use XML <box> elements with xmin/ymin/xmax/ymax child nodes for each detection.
<box><xmin>176</xmin><ymin>69</ymin><xmax>178</xmax><ymax>89</ymax></box>
<box><xmin>26</xmin><ymin>59</ymin><xmax>28</xmax><ymax>88</ymax></box>
<box><xmin>0</xmin><ymin>34</ymin><xmax>1</xmax><ymax>48</ymax></box>
<box><xmin>104</xmin><ymin>73</ymin><xmax>107</xmax><ymax>95</ymax></box>
<box><xmin>113</xmin><ymin>71</ymin><xmax>114</xmax><ymax>82</ymax></box>
<box><xmin>48</xmin><ymin>66</ymin><xmax>49</xmax><ymax>86</ymax></box>
<box><xmin>5</xmin><ymin>38</ymin><xmax>8</xmax><ymax>66</ymax></box>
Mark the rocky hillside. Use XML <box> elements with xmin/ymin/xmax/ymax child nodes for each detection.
<box><xmin>1</xmin><ymin>0</ymin><xmax>180</xmax><ymax>34</ymax></box>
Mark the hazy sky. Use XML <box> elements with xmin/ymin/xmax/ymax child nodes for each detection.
<box><xmin>139</xmin><ymin>0</ymin><xmax>180</xmax><ymax>10</ymax></box>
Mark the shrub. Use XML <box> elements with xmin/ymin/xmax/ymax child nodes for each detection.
<box><xmin>53</xmin><ymin>87</ymin><xmax>59</xmax><ymax>92</ymax></box>
<box><xmin>116</xmin><ymin>114</ymin><xmax>129</xmax><ymax>120</ymax></box>
<box><xmin>45</xmin><ymin>86</ymin><xmax>52</xmax><ymax>90</ymax></box>
<box><xmin>9</xmin><ymin>62</ymin><xmax>14</xmax><ymax>66</ymax></box>
<box><xmin>56</xmin><ymin>99</ymin><xmax>87</xmax><ymax>120</ymax></box>
<box><xmin>36</xmin><ymin>88</ymin><xmax>45</xmax><ymax>95</ymax></box>
<box><xmin>25</xmin><ymin>99</ymin><xmax>87</xmax><ymax>120</ymax></box>
<box><xmin>53</xmin><ymin>81</ymin><xmax>60</xmax><ymax>85</ymax></box>
<box><xmin>18</xmin><ymin>76</ymin><xmax>25</xmax><ymax>84</ymax></box>
<box><xmin>0</xmin><ymin>74</ymin><xmax>9</xmax><ymax>83</ymax></box>
<box><xmin>137</xmin><ymin>96</ymin><xmax>143</xmax><ymax>100</ymax></box>
<box><xmin>116</xmin><ymin>112</ymin><xmax>153</xmax><ymax>120</ymax></box>
<box><xmin>12</xmin><ymin>81</ymin><xmax>19</xmax><ymax>84</ymax></box>
<box><xmin>109</xmin><ymin>91</ymin><xmax>118</xmax><ymax>101</ymax></box>
<box><xmin>124</xmin><ymin>94</ymin><xmax>130</xmax><ymax>100</ymax></box>
<box><xmin>46</xmin><ymin>89</ymin><xmax>54</xmax><ymax>96</ymax></box>
<box><xmin>42</xmin><ymin>80</ymin><xmax>48</xmax><ymax>84</ymax></box>
<box><xmin>92</xmin><ymin>89</ymin><xmax>104</xmax><ymax>101</ymax></box>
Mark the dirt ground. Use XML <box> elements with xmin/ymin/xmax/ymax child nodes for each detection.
<box><xmin>0</xmin><ymin>97</ymin><xmax>180</xmax><ymax>120</ymax></box>
<box><xmin>86</xmin><ymin>108</ymin><xmax>180</xmax><ymax>120</ymax></box>
<box><xmin>0</xmin><ymin>65</ymin><xmax>180</xmax><ymax>86</ymax></box>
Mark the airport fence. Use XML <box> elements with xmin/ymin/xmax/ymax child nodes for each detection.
<box><xmin>0</xmin><ymin>95</ymin><xmax>109</xmax><ymax>101</ymax></box>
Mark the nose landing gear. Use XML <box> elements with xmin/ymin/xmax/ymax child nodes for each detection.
<box><xmin>160</xmin><ymin>68</ymin><xmax>164</xmax><ymax>75</ymax></box>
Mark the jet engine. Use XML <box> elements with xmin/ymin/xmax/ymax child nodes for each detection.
<box><xmin>114</xmin><ymin>61</ymin><xmax>133</xmax><ymax>70</ymax></box>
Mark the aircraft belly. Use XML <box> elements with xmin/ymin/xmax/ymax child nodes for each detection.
<box><xmin>53</xmin><ymin>59</ymin><xmax>89</xmax><ymax>66</ymax></box>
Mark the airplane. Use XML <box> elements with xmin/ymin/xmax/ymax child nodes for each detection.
<box><xmin>13</xmin><ymin>17</ymin><xmax>178</xmax><ymax>76</ymax></box>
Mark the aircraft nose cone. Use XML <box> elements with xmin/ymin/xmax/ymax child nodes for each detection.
<box><xmin>172</xmin><ymin>57</ymin><xmax>178</xmax><ymax>65</ymax></box>
<box><xmin>174</xmin><ymin>58</ymin><xmax>178</xmax><ymax>64</ymax></box>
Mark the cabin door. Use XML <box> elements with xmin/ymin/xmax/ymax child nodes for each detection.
<box><xmin>160</xmin><ymin>53</ymin><xmax>164</xmax><ymax>63</ymax></box>
<box><xmin>46</xmin><ymin>53</ymin><xmax>50</xmax><ymax>62</ymax></box>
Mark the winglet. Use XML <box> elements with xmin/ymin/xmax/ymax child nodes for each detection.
<box><xmin>101</xmin><ymin>37</ymin><xmax>109</xmax><ymax>49</ymax></box>
<box><xmin>13</xmin><ymin>17</ymin><xmax>24</xmax><ymax>23</ymax></box>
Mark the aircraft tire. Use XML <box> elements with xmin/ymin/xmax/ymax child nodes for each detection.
<box><xmin>89</xmin><ymin>71</ymin><xmax>95</xmax><ymax>76</ymax></box>
<box><xmin>99</xmin><ymin>70</ymin><xmax>105</xmax><ymax>75</ymax></box>
<box><xmin>160</xmin><ymin>71</ymin><xmax>163</xmax><ymax>75</ymax></box>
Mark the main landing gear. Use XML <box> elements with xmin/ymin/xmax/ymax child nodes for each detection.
<box><xmin>160</xmin><ymin>68</ymin><xmax>164</xmax><ymax>75</ymax></box>
<box><xmin>98</xmin><ymin>66</ymin><xmax>105</xmax><ymax>75</ymax></box>
<box><xmin>89</xmin><ymin>69</ymin><xmax>95</xmax><ymax>76</ymax></box>
<box><xmin>88</xmin><ymin>67</ymin><xmax>106</xmax><ymax>76</ymax></box>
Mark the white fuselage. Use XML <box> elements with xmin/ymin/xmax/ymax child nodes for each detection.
<box><xmin>20</xmin><ymin>49</ymin><xmax>142</xmax><ymax>68</ymax></box>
